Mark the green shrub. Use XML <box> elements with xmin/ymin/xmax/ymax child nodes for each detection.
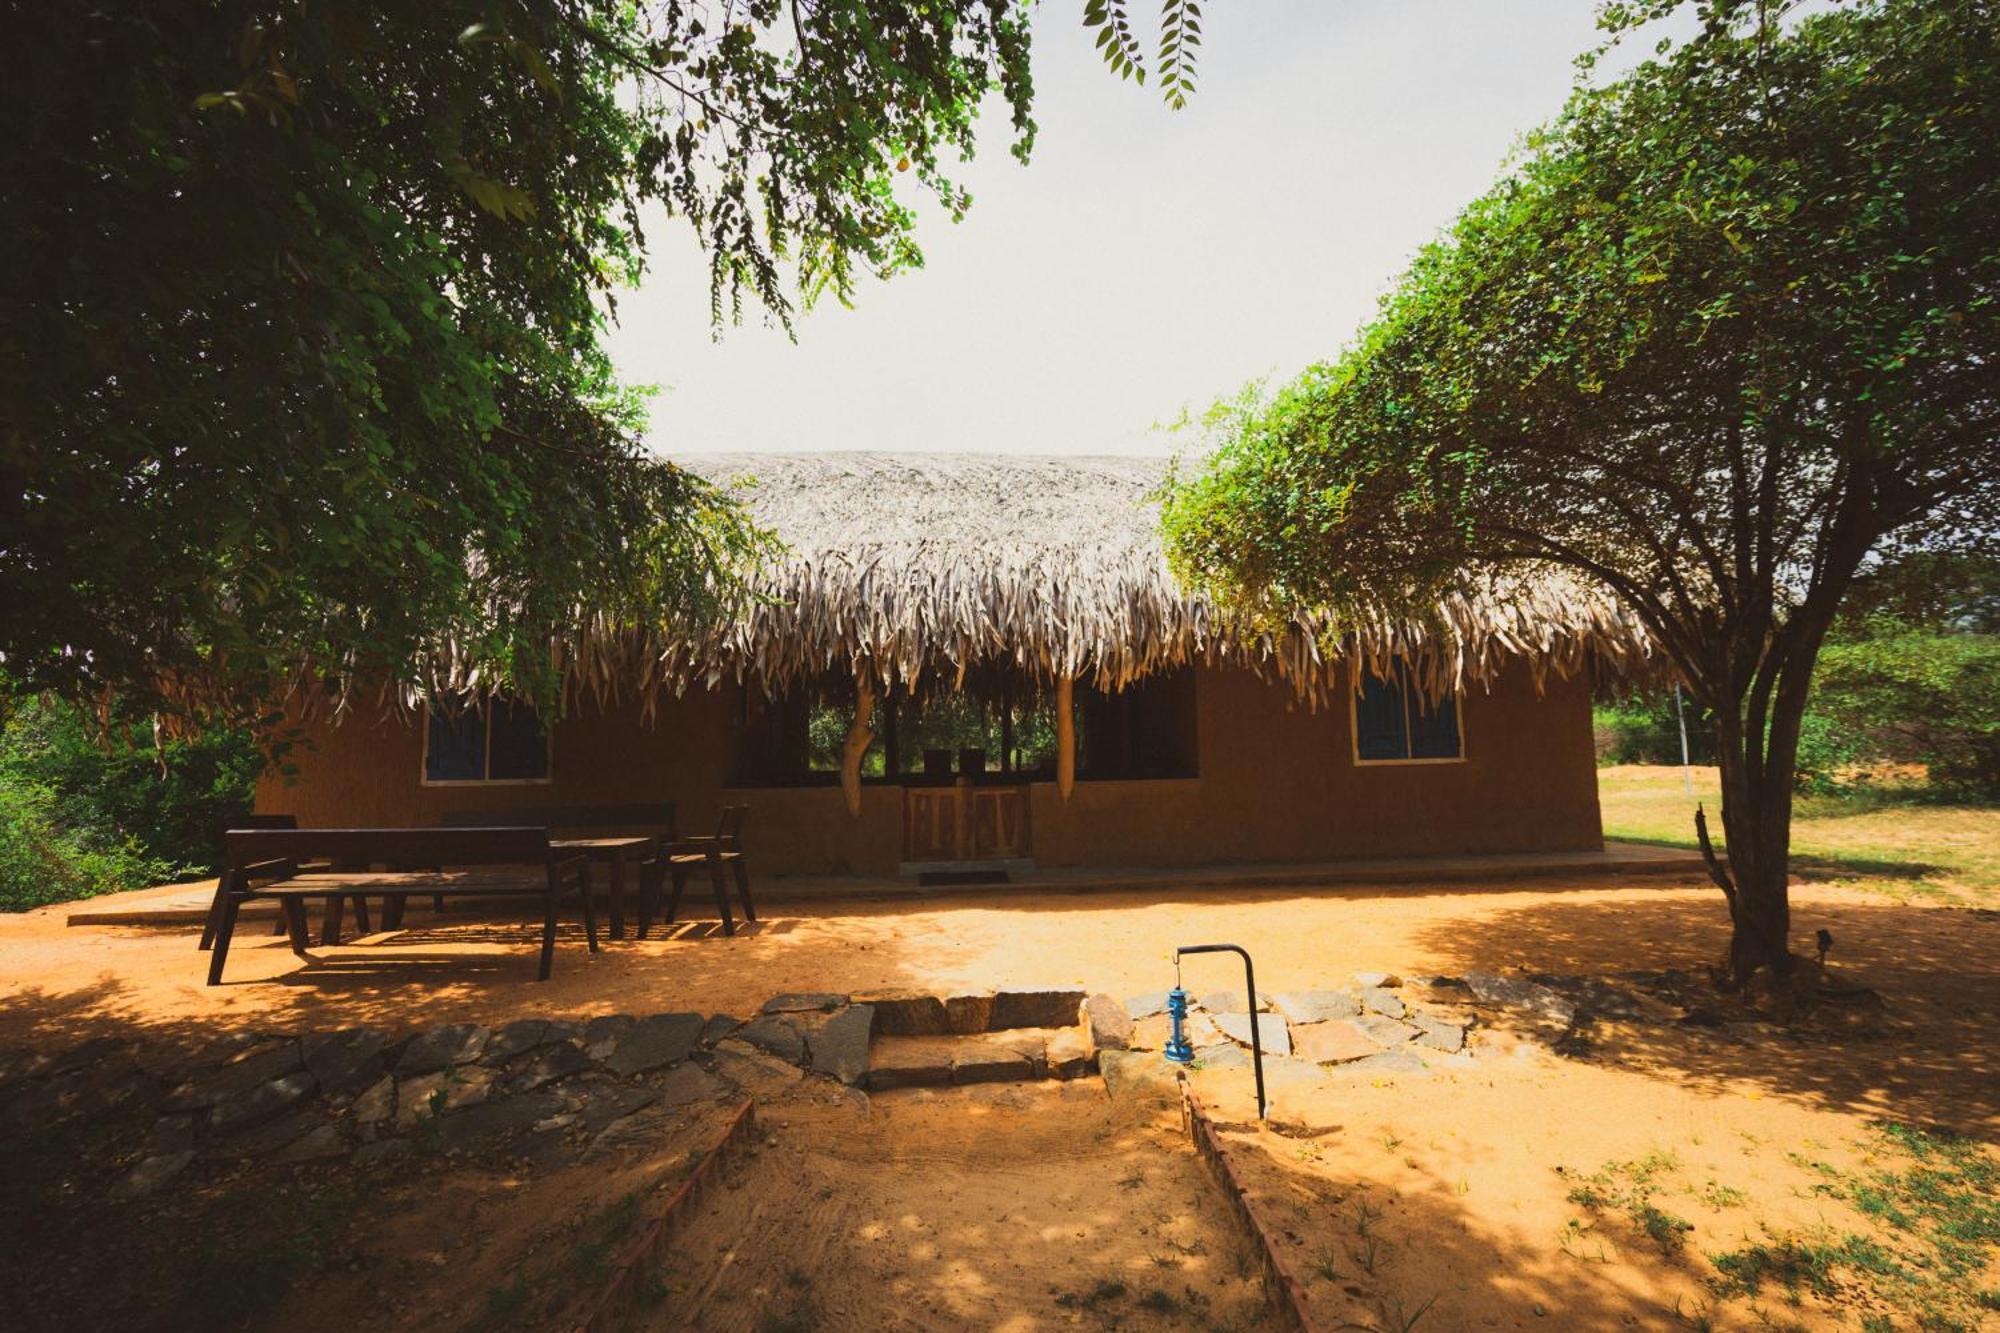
<box><xmin>1594</xmin><ymin>694</ymin><xmax>1714</xmax><ymax>767</ymax></box>
<box><xmin>0</xmin><ymin>774</ymin><xmax>175</xmax><ymax>911</ymax></box>
<box><xmin>0</xmin><ymin>697</ymin><xmax>264</xmax><ymax>911</ymax></box>
<box><xmin>1811</xmin><ymin>630</ymin><xmax>1999</xmax><ymax>799</ymax></box>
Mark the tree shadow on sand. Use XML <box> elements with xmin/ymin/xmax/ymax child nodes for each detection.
<box><xmin>1411</xmin><ymin>893</ymin><xmax>2000</xmax><ymax>1132</ymax></box>
<box><xmin>1213</xmin><ymin>1129</ymin><xmax>1724</xmax><ymax>1331</ymax></box>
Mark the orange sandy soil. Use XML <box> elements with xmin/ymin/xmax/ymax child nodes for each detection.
<box><xmin>5</xmin><ymin>873</ymin><xmax>1997</xmax><ymax>1330</ymax></box>
<box><xmin>636</xmin><ymin>1084</ymin><xmax>1277</xmax><ymax>1332</ymax></box>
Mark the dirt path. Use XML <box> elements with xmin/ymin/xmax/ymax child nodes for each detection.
<box><xmin>643</xmin><ymin>1083</ymin><xmax>1274</xmax><ymax>1331</ymax></box>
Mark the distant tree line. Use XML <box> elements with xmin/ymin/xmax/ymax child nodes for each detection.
<box><xmin>1597</xmin><ymin>554</ymin><xmax>1998</xmax><ymax>799</ymax></box>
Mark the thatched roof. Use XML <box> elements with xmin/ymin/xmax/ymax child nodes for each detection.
<box><xmin>622</xmin><ymin>451</ymin><xmax>1655</xmax><ymax>703</ymax></box>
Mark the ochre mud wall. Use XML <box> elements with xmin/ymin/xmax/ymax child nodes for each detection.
<box><xmin>258</xmin><ymin>658</ymin><xmax>1602</xmax><ymax>877</ymax></box>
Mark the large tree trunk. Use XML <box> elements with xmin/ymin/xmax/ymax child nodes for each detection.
<box><xmin>1709</xmin><ymin>717</ymin><xmax>1797</xmax><ymax>987</ymax></box>
<box><xmin>1705</xmin><ymin>613</ymin><xmax>1834</xmax><ymax>990</ymax></box>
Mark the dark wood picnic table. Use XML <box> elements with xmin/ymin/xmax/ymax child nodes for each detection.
<box><xmin>547</xmin><ymin>835</ymin><xmax>655</xmax><ymax>941</ymax></box>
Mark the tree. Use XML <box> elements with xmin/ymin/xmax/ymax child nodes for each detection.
<box><xmin>1</xmin><ymin>1</ymin><xmax>1207</xmax><ymax>730</ymax></box>
<box><xmin>1163</xmin><ymin>0</ymin><xmax>1998</xmax><ymax>989</ymax></box>
<box><xmin>1811</xmin><ymin>553</ymin><xmax>1999</xmax><ymax>797</ymax></box>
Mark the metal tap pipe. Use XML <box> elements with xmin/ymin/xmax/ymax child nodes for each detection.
<box><xmin>1174</xmin><ymin>943</ymin><xmax>1266</xmax><ymax>1120</ymax></box>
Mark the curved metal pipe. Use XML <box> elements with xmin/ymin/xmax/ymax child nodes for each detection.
<box><xmin>1174</xmin><ymin>943</ymin><xmax>1266</xmax><ymax>1120</ymax></box>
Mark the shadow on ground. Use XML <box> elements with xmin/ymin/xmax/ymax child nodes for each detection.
<box><xmin>1413</xmin><ymin>893</ymin><xmax>2000</xmax><ymax>1132</ymax></box>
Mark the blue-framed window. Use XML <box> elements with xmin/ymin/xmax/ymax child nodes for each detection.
<box><xmin>423</xmin><ymin>698</ymin><xmax>551</xmax><ymax>783</ymax></box>
<box><xmin>1353</xmin><ymin>664</ymin><xmax>1463</xmax><ymax>763</ymax></box>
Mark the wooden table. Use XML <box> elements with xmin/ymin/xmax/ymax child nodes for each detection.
<box><xmin>549</xmin><ymin>836</ymin><xmax>655</xmax><ymax>941</ymax></box>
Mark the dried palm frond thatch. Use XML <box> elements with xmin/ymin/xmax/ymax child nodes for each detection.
<box><xmin>256</xmin><ymin>451</ymin><xmax>1654</xmax><ymax>722</ymax></box>
<box><xmin>649</xmin><ymin>452</ymin><xmax>1654</xmax><ymax>706</ymax></box>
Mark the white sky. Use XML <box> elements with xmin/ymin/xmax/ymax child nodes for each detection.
<box><xmin>607</xmin><ymin>1</ymin><xmax>1612</xmax><ymax>459</ymax></box>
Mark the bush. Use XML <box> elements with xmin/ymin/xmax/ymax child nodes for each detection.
<box><xmin>1594</xmin><ymin>694</ymin><xmax>1714</xmax><ymax>766</ymax></box>
<box><xmin>0</xmin><ymin>697</ymin><xmax>264</xmax><ymax>912</ymax></box>
<box><xmin>1811</xmin><ymin>630</ymin><xmax>1999</xmax><ymax>799</ymax></box>
<box><xmin>0</xmin><ymin>775</ymin><xmax>176</xmax><ymax>912</ymax></box>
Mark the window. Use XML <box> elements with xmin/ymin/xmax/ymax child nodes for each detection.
<box><xmin>1078</xmin><ymin>667</ymin><xmax>1199</xmax><ymax>780</ymax></box>
<box><xmin>1352</xmin><ymin>663</ymin><xmax>1463</xmax><ymax>763</ymax></box>
<box><xmin>728</xmin><ymin>671</ymin><xmax>1074</xmax><ymax>786</ymax></box>
<box><xmin>423</xmin><ymin>698</ymin><xmax>551</xmax><ymax>784</ymax></box>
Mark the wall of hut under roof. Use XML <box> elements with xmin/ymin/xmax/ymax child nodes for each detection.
<box><xmin>256</xmin><ymin>656</ymin><xmax>1601</xmax><ymax>875</ymax></box>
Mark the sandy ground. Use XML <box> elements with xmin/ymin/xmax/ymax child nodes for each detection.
<box><xmin>641</xmin><ymin>1083</ymin><xmax>1275</xmax><ymax>1332</ymax></box>
<box><xmin>4</xmin><ymin>873</ymin><xmax>1994</xmax><ymax>1128</ymax></box>
<box><xmin>5</xmin><ymin>870</ymin><xmax>1996</xmax><ymax>1330</ymax></box>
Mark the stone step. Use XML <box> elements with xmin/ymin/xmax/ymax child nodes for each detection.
<box><xmin>863</xmin><ymin>1027</ymin><xmax>1096</xmax><ymax>1092</ymax></box>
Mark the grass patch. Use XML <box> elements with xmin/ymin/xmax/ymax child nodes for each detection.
<box><xmin>1707</xmin><ymin>1121</ymin><xmax>2000</xmax><ymax>1329</ymax></box>
<box><xmin>1597</xmin><ymin>765</ymin><xmax>1999</xmax><ymax>903</ymax></box>
<box><xmin>1560</xmin><ymin>1151</ymin><xmax>1695</xmax><ymax>1256</ymax></box>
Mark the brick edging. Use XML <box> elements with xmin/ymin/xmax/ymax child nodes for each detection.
<box><xmin>572</xmin><ymin>1098</ymin><xmax>759</xmax><ymax>1333</ymax></box>
<box><xmin>1180</xmin><ymin>1083</ymin><xmax>1323</xmax><ymax>1333</ymax></box>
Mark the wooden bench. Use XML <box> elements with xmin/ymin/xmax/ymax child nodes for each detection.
<box><xmin>204</xmin><ymin>827</ymin><xmax>594</xmax><ymax>985</ymax></box>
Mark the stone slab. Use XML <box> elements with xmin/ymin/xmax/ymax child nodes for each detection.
<box><xmin>1358</xmin><ymin>987</ymin><xmax>1407</xmax><ymax>1020</ymax></box>
<box><xmin>852</xmin><ymin>991</ymin><xmax>951</xmax><ymax>1036</ymax></box>
<box><xmin>274</xmin><ymin>1123</ymin><xmax>349</xmax><ymax>1164</ymax></box>
<box><xmin>1354</xmin><ymin>1015</ymin><xmax>1419</xmax><ymax>1047</ymax></box>
<box><xmin>1465</xmin><ymin>972</ymin><xmax>1578</xmax><ymax>1025</ymax></box>
<box><xmin>1193</xmin><ymin>1043</ymin><xmax>1251</xmax><ymax>1070</ymax></box>
<box><xmin>808</xmin><ymin>1005</ymin><xmax>875</xmax><ymax>1086</ymax></box>
<box><xmin>944</xmin><ymin>995</ymin><xmax>993</xmax><ymax>1035</ymax></box>
<box><xmin>761</xmin><ymin>993</ymin><xmax>848</xmax><ymax>1015</ymax></box>
<box><xmin>397</xmin><ymin>1066</ymin><xmax>496</xmax><ymax>1128</ymax></box>
<box><xmin>712</xmin><ymin>1041</ymin><xmax>808</xmax><ymax>1100</ymax></box>
<box><xmin>483</xmin><ymin>1019</ymin><xmax>551</xmax><ymax>1065</ymax></box>
<box><xmin>350</xmin><ymin>1076</ymin><xmax>395</xmax><ymax>1127</ymax></box>
<box><xmin>1271</xmin><ymin>991</ymin><xmax>1362</xmax><ymax>1024</ymax></box>
<box><xmin>603</xmin><ymin>1013</ymin><xmax>705</xmax><ymax>1077</ymax></box>
<box><xmin>576</xmin><ymin>1084</ymin><xmax>658</xmax><ymax>1134</ymax></box>
<box><xmin>1045</xmin><ymin>1030</ymin><xmax>1096</xmax><ymax>1080</ymax></box>
<box><xmin>1210</xmin><ymin>1011</ymin><xmax>1291</xmax><ymax>1056</ymax></box>
<box><xmin>433</xmin><ymin>1092</ymin><xmax>567</xmax><ymax>1154</ymax></box>
<box><xmin>990</xmin><ymin>990</ymin><xmax>1087</xmax><ymax>1031</ymax></box>
<box><xmin>507</xmin><ymin>1042</ymin><xmax>593</xmax><ymax>1093</ymax></box>
<box><xmin>952</xmin><ymin>1048</ymin><xmax>1034</xmax><ymax>1085</ymax></box>
<box><xmin>1292</xmin><ymin>1019</ymin><xmax>1383</xmax><ymax>1065</ymax></box>
<box><xmin>1412</xmin><ymin>1015</ymin><xmax>1467</xmax><ymax>1053</ymax></box>
<box><xmin>1099</xmin><ymin>1050</ymin><xmax>1178</xmax><ymax>1103</ymax></box>
<box><xmin>582</xmin><ymin>1016</ymin><xmax>635</xmax><ymax>1061</ymax></box>
<box><xmin>862</xmin><ymin>1039</ymin><xmax>955</xmax><ymax>1091</ymax></box>
<box><xmin>654</xmin><ymin>1063</ymin><xmax>725</xmax><ymax>1108</ymax></box>
<box><xmin>701</xmin><ymin>1013</ymin><xmax>744</xmax><ymax>1046</ymax></box>
<box><xmin>114</xmin><ymin>1150</ymin><xmax>195</xmax><ymax>1199</ymax></box>
<box><xmin>1130</xmin><ymin>1013</ymin><xmax>1172</xmax><ymax>1052</ymax></box>
<box><xmin>398</xmin><ymin>1024</ymin><xmax>490</xmax><ymax>1075</ymax></box>
<box><xmin>187</xmin><ymin>1039</ymin><xmax>303</xmax><ymax>1108</ymax></box>
<box><xmin>734</xmin><ymin>1016</ymin><xmax>807</xmax><ymax>1065</ymax></box>
<box><xmin>1082</xmin><ymin>994</ymin><xmax>1134</xmax><ymax>1053</ymax></box>
<box><xmin>302</xmin><ymin>1029</ymin><xmax>390</xmax><ymax>1100</ymax></box>
<box><xmin>1124</xmin><ymin>992</ymin><xmax>1170</xmax><ymax>1021</ymax></box>
<box><xmin>211</xmin><ymin>1071</ymin><xmax>315</xmax><ymax>1132</ymax></box>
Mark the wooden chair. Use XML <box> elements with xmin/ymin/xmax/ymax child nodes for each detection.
<box><xmin>648</xmin><ymin>804</ymin><xmax>755</xmax><ymax>937</ymax></box>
